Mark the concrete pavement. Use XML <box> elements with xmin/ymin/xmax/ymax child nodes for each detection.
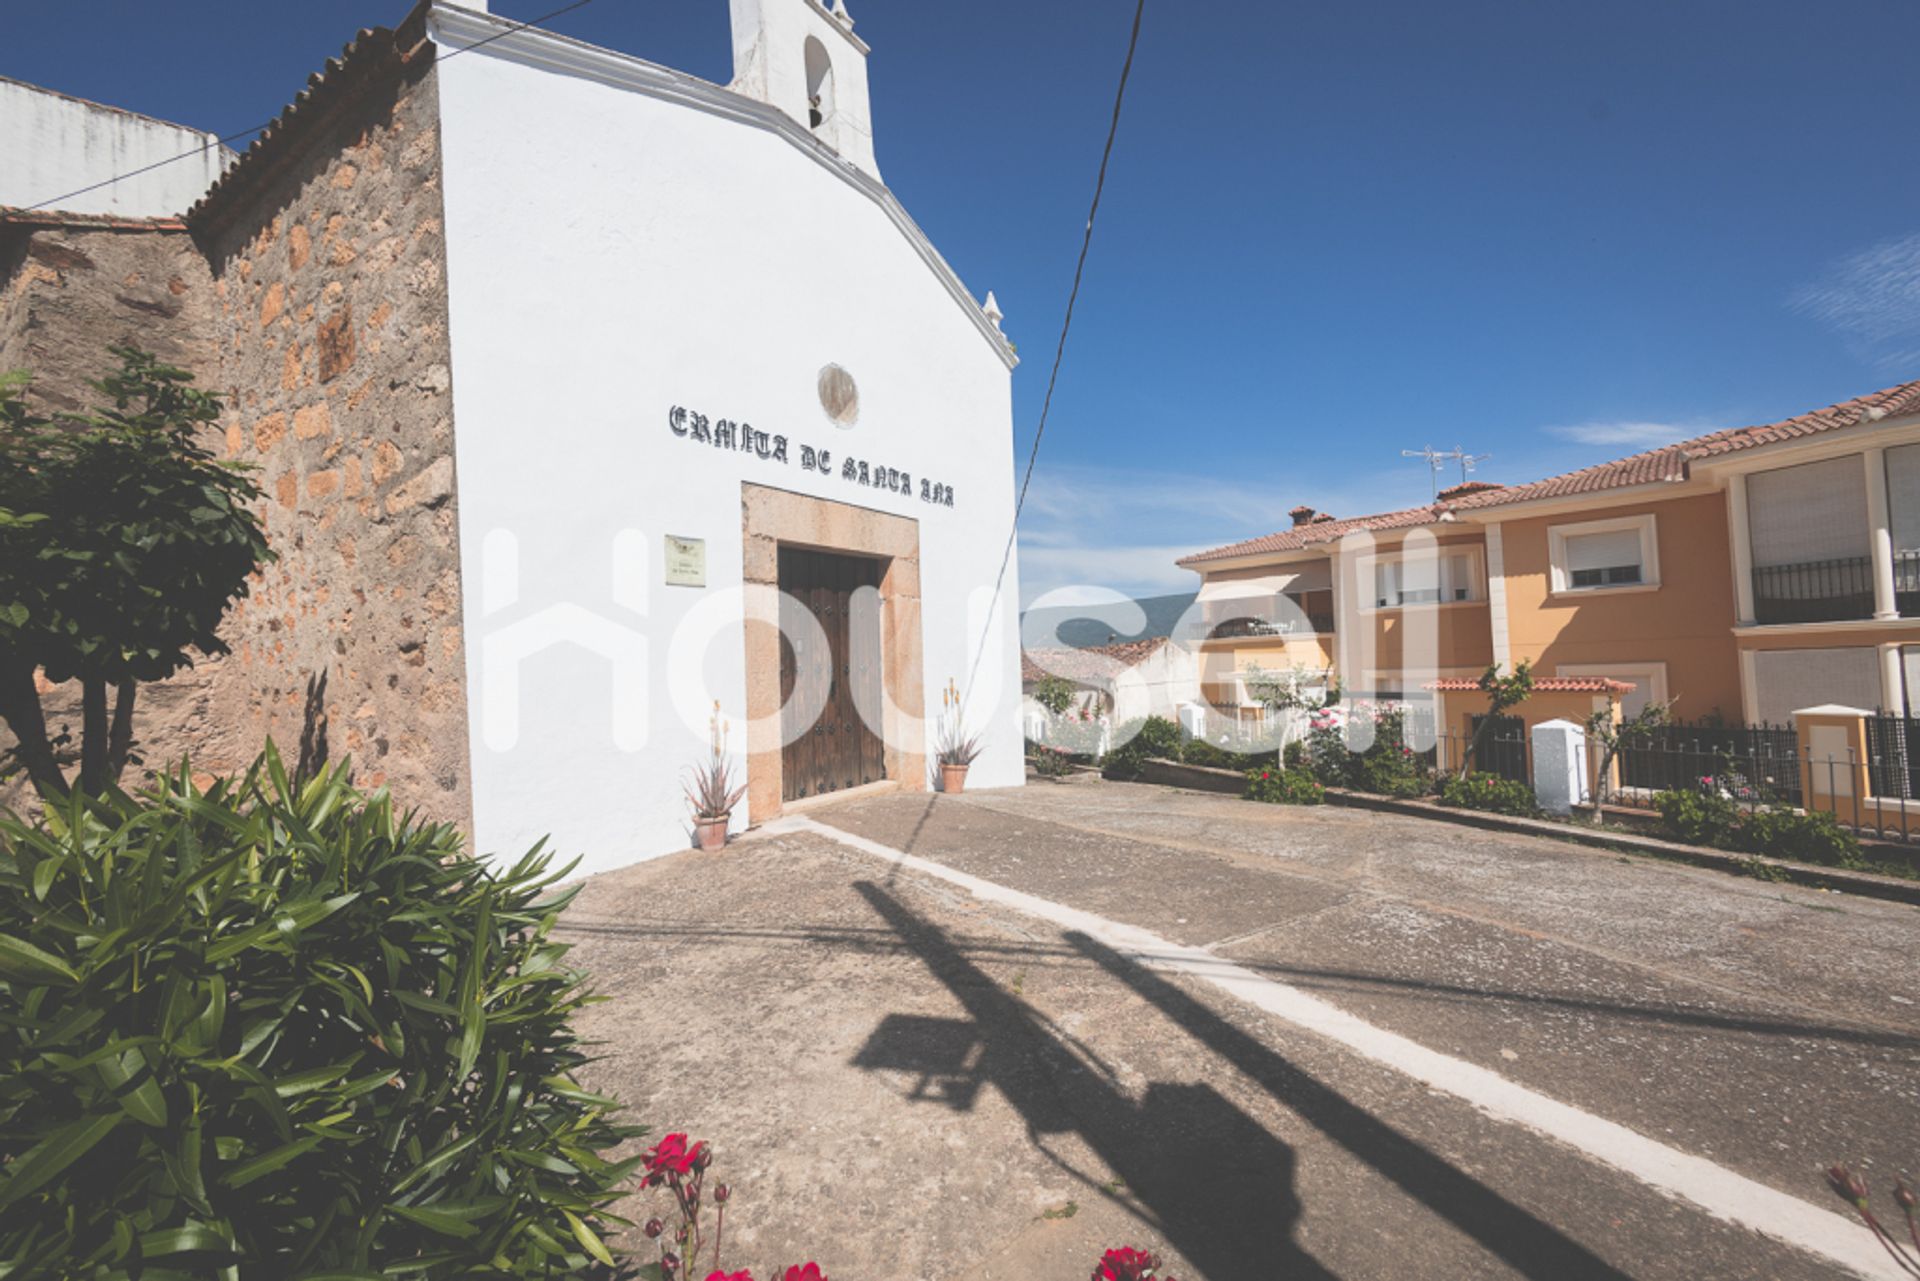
<box><xmin>559</xmin><ymin>776</ymin><xmax>1920</xmax><ymax>1279</ymax></box>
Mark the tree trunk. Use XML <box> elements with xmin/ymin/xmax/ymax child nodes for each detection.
<box><xmin>80</xmin><ymin>676</ymin><xmax>107</xmax><ymax>793</ymax></box>
<box><xmin>106</xmin><ymin>678</ymin><xmax>137</xmax><ymax>785</ymax></box>
<box><xmin>0</xmin><ymin>661</ymin><xmax>69</xmax><ymax>798</ymax></box>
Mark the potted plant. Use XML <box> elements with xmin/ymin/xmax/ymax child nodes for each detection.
<box><xmin>685</xmin><ymin>702</ymin><xmax>748</xmax><ymax>850</ymax></box>
<box><xmin>937</xmin><ymin>678</ymin><xmax>983</xmax><ymax>794</ymax></box>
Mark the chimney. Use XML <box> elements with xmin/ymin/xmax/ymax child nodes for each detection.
<box><xmin>1289</xmin><ymin>505</ymin><xmax>1317</xmax><ymax>527</ymax></box>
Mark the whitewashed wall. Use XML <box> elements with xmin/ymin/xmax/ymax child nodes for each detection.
<box><xmin>433</xmin><ymin>15</ymin><xmax>1023</xmax><ymax>876</ymax></box>
<box><xmin>0</xmin><ymin>77</ymin><xmax>228</xmax><ymax>216</ymax></box>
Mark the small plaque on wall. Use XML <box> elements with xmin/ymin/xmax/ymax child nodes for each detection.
<box><xmin>665</xmin><ymin>535</ymin><xmax>706</xmax><ymax>587</ymax></box>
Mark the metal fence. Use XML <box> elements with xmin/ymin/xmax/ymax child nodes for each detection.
<box><xmin>1617</xmin><ymin>721</ymin><xmax>1803</xmax><ymax>807</ymax></box>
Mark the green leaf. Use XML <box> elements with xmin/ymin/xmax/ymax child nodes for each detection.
<box><xmin>223</xmin><ymin>1135</ymin><xmax>325</xmax><ymax>1188</ymax></box>
<box><xmin>0</xmin><ymin>1112</ymin><xmax>121</xmax><ymax>1208</ymax></box>
<box><xmin>97</xmin><ymin>1045</ymin><xmax>168</xmax><ymax>1127</ymax></box>
<box><xmin>385</xmin><ymin>1204</ymin><xmax>479</xmax><ymax>1240</ymax></box>
<box><xmin>139</xmin><ymin>1224</ymin><xmax>236</xmax><ymax>1257</ymax></box>
<box><xmin>0</xmin><ymin>933</ymin><xmax>79</xmax><ymax>984</ymax></box>
<box><xmin>563</xmin><ymin>1211</ymin><xmax>614</xmax><ymax>1267</ymax></box>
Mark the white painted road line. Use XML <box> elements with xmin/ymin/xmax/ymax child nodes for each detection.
<box><xmin>774</xmin><ymin>814</ymin><xmax>1901</xmax><ymax>1281</ymax></box>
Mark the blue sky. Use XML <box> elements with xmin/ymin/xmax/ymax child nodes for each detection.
<box><xmin>10</xmin><ymin>1</ymin><xmax>1920</xmax><ymax>607</ymax></box>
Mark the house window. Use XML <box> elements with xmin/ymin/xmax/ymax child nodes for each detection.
<box><xmin>1372</xmin><ymin>549</ymin><xmax>1478</xmax><ymax>608</ymax></box>
<box><xmin>1548</xmin><ymin>514</ymin><xmax>1659</xmax><ymax>594</ymax></box>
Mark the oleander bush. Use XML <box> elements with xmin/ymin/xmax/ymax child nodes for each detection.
<box><xmin>0</xmin><ymin>748</ymin><xmax>641</xmax><ymax>1279</ymax></box>
<box><xmin>1654</xmin><ymin>787</ymin><xmax>1742</xmax><ymax>849</ymax></box>
<box><xmin>1180</xmin><ymin>739</ymin><xmax>1262</xmax><ymax>771</ymax></box>
<box><xmin>1028</xmin><ymin>741</ymin><xmax>1075</xmax><ymax>779</ymax></box>
<box><xmin>1437</xmin><ymin>771</ymin><xmax>1539</xmax><ymax>817</ymax></box>
<box><xmin>1244</xmin><ymin>767</ymin><xmax>1325</xmax><ymax>806</ymax></box>
<box><xmin>1734</xmin><ymin>806</ymin><xmax>1862</xmax><ymax>867</ymax></box>
<box><xmin>1653</xmin><ymin>788</ymin><xmax>1864</xmax><ymax>868</ymax></box>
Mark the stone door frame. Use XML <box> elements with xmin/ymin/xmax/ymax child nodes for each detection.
<box><xmin>741</xmin><ymin>482</ymin><xmax>925</xmax><ymax>822</ymax></box>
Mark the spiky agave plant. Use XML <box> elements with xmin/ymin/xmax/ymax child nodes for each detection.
<box><xmin>685</xmin><ymin>702</ymin><xmax>749</xmax><ymax>820</ymax></box>
<box><xmin>937</xmin><ymin>678</ymin><xmax>983</xmax><ymax>767</ymax></box>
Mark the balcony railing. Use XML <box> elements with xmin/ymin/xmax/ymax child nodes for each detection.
<box><xmin>1204</xmin><ymin>613</ymin><xmax>1336</xmax><ymax>641</ymax></box>
<box><xmin>1751</xmin><ymin>550</ymin><xmax>1920</xmax><ymax>624</ymax></box>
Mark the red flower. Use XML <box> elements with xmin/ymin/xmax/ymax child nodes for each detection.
<box><xmin>1093</xmin><ymin>1246</ymin><xmax>1162</xmax><ymax>1281</ymax></box>
<box><xmin>644</xmin><ymin>1133</ymin><xmax>706</xmax><ymax>1184</ymax></box>
<box><xmin>1261</xmin><ymin>770</ymin><xmax>1271</xmax><ymax>780</ymax></box>
<box><xmin>781</xmin><ymin>1267</ymin><xmax>828</xmax><ymax>1281</ymax></box>
<box><xmin>705</xmin><ymin>1272</ymin><xmax>755</xmax><ymax>1281</ymax></box>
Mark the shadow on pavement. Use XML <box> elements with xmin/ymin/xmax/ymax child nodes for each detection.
<box><xmin>850</xmin><ymin>880</ymin><xmax>1334</xmax><ymax>1281</ymax></box>
<box><xmin>1064</xmin><ymin>929</ymin><xmax>1635</xmax><ymax>1280</ymax></box>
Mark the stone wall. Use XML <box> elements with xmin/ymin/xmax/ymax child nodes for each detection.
<box><xmin>0</xmin><ymin>222</ymin><xmax>213</xmax><ymax>413</ymax></box>
<box><xmin>0</xmin><ymin>45</ymin><xmax>473</xmax><ymax>832</ymax></box>
<box><xmin>190</xmin><ymin>50</ymin><xmax>472</xmax><ymax>828</ymax></box>
<box><xmin>0</xmin><ymin>221</ymin><xmax>222</xmax><ymax>811</ymax></box>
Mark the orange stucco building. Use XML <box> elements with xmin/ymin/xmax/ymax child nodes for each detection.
<box><xmin>1181</xmin><ymin>377</ymin><xmax>1920</xmax><ymax>728</ymax></box>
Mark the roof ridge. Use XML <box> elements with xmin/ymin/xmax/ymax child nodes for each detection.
<box><xmin>1180</xmin><ymin>375</ymin><xmax>1920</xmax><ymax>567</ymax></box>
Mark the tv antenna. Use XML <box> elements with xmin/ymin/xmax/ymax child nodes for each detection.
<box><xmin>1402</xmin><ymin>445</ymin><xmax>1492</xmax><ymax>498</ymax></box>
<box><xmin>1454</xmin><ymin>448</ymin><xmax>1492</xmax><ymax>486</ymax></box>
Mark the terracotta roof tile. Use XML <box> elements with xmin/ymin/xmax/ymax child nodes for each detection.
<box><xmin>187</xmin><ymin>11</ymin><xmax>430</xmax><ymax>235</ymax></box>
<box><xmin>1022</xmin><ymin>637</ymin><xmax>1172</xmax><ymax>685</ymax></box>
<box><xmin>1175</xmin><ymin>505</ymin><xmax>1450</xmax><ymax>566</ymax></box>
<box><xmin>1181</xmin><ymin>377</ymin><xmax>1920</xmax><ymax>567</ymax></box>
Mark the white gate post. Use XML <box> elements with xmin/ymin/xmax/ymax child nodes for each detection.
<box><xmin>1531</xmin><ymin>718</ymin><xmax>1589</xmax><ymax>816</ymax></box>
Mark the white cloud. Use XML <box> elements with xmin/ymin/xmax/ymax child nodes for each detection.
<box><xmin>1793</xmin><ymin>232</ymin><xmax>1920</xmax><ymax>370</ymax></box>
<box><xmin>1547</xmin><ymin>420</ymin><xmax>1716</xmax><ymax>449</ymax></box>
<box><xmin>1017</xmin><ymin>543</ymin><xmax>1202</xmax><ymax>605</ymax></box>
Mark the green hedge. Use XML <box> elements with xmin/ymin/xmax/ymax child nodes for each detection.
<box><xmin>1437</xmin><ymin>772</ymin><xmax>1539</xmax><ymax>817</ymax></box>
<box><xmin>0</xmin><ymin>749</ymin><xmax>640</xmax><ymax>1278</ymax></box>
<box><xmin>1102</xmin><ymin>715</ymin><xmax>1183</xmax><ymax>780</ymax></box>
<box><xmin>1654</xmin><ymin>788</ymin><xmax>1864</xmax><ymax>868</ymax></box>
<box><xmin>1244</xmin><ymin>767</ymin><xmax>1325</xmax><ymax>806</ymax></box>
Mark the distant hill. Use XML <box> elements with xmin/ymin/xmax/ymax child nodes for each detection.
<box><xmin>1020</xmin><ymin>592</ymin><xmax>1198</xmax><ymax>649</ymax></box>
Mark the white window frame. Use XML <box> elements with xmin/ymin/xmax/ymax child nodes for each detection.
<box><xmin>1358</xmin><ymin>546</ymin><xmax>1486</xmax><ymax>613</ymax></box>
<box><xmin>1547</xmin><ymin>513</ymin><xmax>1660</xmax><ymax>596</ymax></box>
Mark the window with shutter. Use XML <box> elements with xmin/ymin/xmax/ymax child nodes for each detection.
<box><xmin>1747</xmin><ymin>456</ymin><xmax>1869</xmax><ymax>568</ymax></box>
<box><xmin>1887</xmin><ymin>445</ymin><xmax>1920</xmax><ymax>555</ymax></box>
<box><xmin>1564</xmin><ymin>528</ymin><xmax>1644</xmax><ymax>588</ymax></box>
<box><xmin>1548</xmin><ymin>514</ymin><xmax>1658</xmax><ymax>593</ymax></box>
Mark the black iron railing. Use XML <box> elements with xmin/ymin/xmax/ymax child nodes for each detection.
<box><xmin>1752</xmin><ymin>555</ymin><xmax>1875</xmax><ymax>624</ymax></box>
<box><xmin>1617</xmin><ymin>721</ymin><xmax>1803</xmax><ymax>807</ymax></box>
<box><xmin>1467</xmin><ymin>714</ymin><xmax>1529</xmax><ymax>783</ymax></box>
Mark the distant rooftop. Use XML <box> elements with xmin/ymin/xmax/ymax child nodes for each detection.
<box><xmin>1179</xmin><ymin>377</ymin><xmax>1920</xmax><ymax>568</ymax></box>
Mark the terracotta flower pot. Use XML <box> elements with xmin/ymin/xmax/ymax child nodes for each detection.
<box><xmin>694</xmin><ymin>815</ymin><xmax>730</xmax><ymax>851</ymax></box>
<box><xmin>941</xmin><ymin>763</ymin><xmax>970</xmax><ymax>794</ymax></box>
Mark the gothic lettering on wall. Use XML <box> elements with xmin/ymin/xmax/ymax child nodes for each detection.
<box><xmin>669</xmin><ymin>404</ymin><xmax>954</xmax><ymax>507</ymax></box>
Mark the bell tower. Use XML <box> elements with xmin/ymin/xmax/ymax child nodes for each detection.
<box><xmin>730</xmin><ymin>0</ymin><xmax>879</xmax><ymax>180</ymax></box>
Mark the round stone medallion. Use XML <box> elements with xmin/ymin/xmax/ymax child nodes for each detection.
<box><xmin>819</xmin><ymin>364</ymin><xmax>859</xmax><ymax>427</ymax></box>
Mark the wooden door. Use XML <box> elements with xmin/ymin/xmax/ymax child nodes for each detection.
<box><xmin>778</xmin><ymin>547</ymin><xmax>887</xmax><ymax>801</ymax></box>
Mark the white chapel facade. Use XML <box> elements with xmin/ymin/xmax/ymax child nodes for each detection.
<box><xmin>0</xmin><ymin>0</ymin><xmax>1027</xmax><ymax>874</ymax></box>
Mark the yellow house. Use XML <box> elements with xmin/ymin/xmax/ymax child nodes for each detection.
<box><xmin>1179</xmin><ymin>377</ymin><xmax>1920</xmax><ymax>727</ymax></box>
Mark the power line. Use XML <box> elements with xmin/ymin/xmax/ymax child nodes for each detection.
<box><xmin>22</xmin><ymin>0</ymin><xmax>595</xmax><ymax>214</ymax></box>
<box><xmin>961</xmin><ymin>0</ymin><xmax>1148</xmax><ymax>718</ymax></box>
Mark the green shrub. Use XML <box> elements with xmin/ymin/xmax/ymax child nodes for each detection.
<box><xmin>1654</xmin><ymin>787</ymin><xmax>1741</xmax><ymax>848</ymax></box>
<box><xmin>1181</xmin><ymin>739</ymin><xmax>1262</xmax><ymax>771</ymax></box>
<box><xmin>0</xmin><ymin>749</ymin><xmax>641</xmax><ymax>1278</ymax></box>
<box><xmin>1301</xmin><ymin>723</ymin><xmax>1357</xmax><ymax>788</ymax></box>
<box><xmin>1734</xmin><ymin>807</ymin><xmax>1862</xmax><ymax>868</ymax></box>
<box><xmin>1244</xmin><ymin>767</ymin><xmax>1325</xmax><ymax>806</ymax></box>
<box><xmin>1283</xmin><ymin>740</ymin><xmax>1308</xmax><ymax>772</ymax></box>
<box><xmin>1102</xmin><ymin>715</ymin><xmax>1182</xmax><ymax>780</ymax></box>
<box><xmin>1437</xmin><ymin>772</ymin><xmax>1539</xmax><ymax>817</ymax></box>
<box><xmin>1028</xmin><ymin>742</ymin><xmax>1074</xmax><ymax>779</ymax></box>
